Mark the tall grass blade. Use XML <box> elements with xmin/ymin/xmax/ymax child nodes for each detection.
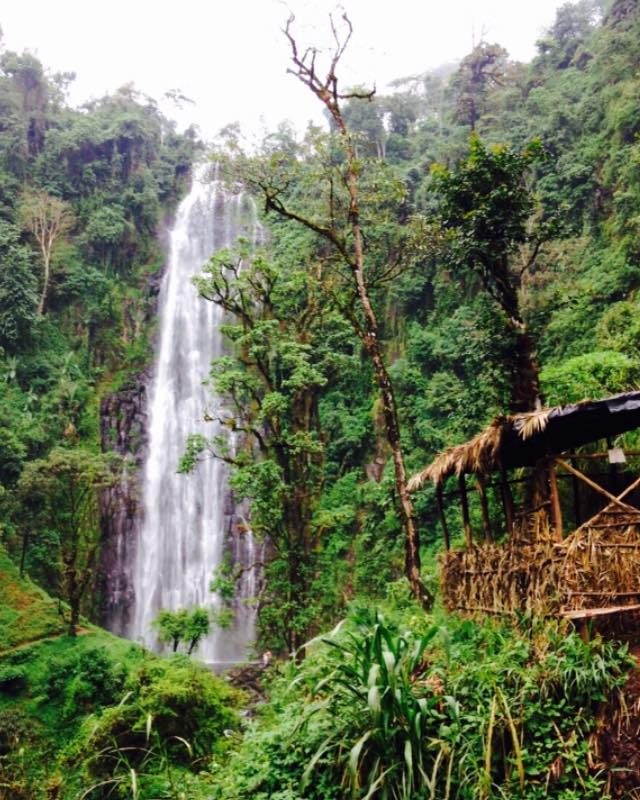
<box><xmin>496</xmin><ymin>686</ymin><xmax>525</xmax><ymax>791</ymax></box>
<box><xmin>349</xmin><ymin>729</ymin><xmax>373</xmax><ymax>780</ymax></box>
<box><xmin>481</xmin><ymin>693</ymin><xmax>498</xmax><ymax>800</ymax></box>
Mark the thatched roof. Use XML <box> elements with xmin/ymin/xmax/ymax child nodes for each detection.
<box><xmin>408</xmin><ymin>391</ymin><xmax>640</xmax><ymax>489</ymax></box>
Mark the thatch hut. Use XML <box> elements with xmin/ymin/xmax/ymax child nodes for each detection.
<box><xmin>409</xmin><ymin>392</ymin><xmax>640</xmax><ymax>625</ymax></box>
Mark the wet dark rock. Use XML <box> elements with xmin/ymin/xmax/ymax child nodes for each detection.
<box><xmin>99</xmin><ymin>379</ymin><xmax>150</xmax><ymax>634</ymax></box>
<box><xmin>98</xmin><ymin>226</ymin><xmax>171</xmax><ymax>635</ymax></box>
<box><xmin>225</xmin><ymin>661</ymin><xmax>269</xmax><ymax>707</ymax></box>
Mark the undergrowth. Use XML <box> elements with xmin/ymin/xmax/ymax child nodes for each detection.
<box><xmin>211</xmin><ymin>607</ymin><xmax>633</xmax><ymax>800</ymax></box>
<box><xmin>0</xmin><ymin>631</ymin><xmax>241</xmax><ymax>799</ymax></box>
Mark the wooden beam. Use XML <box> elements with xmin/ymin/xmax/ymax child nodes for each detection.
<box><xmin>476</xmin><ymin>475</ymin><xmax>493</xmax><ymax>542</ymax></box>
<box><xmin>608</xmin><ymin>472</ymin><xmax>640</xmax><ymax>504</ymax></box>
<box><xmin>436</xmin><ymin>484</ymin><xmax>450</xmax><ymax>551</ymax></box>
<box><xmin>565</xmin><ymin>451</ymin><xmax>640</xmax><ymax>460</ymax></box>
<box><xmin>561</xmin><ymin>603</ymin><xmax>640</xmax><ymax>620</ymax></box>
<box><xmin>570</xmin><ymin>456</ymin><xmax>581</xmax><ymax>528</ymax></box>
<box><xmin>556</xmin><ymin>459</ymin><xmax>631</xmax><ymax>511</ymax></box>
<box><xmin>607</xmin><ymin>436</ymin><xmax>620</xmax><ymax>496</ymax></box>
<box><xmin>565</xmin><ymin>472</ymin><xmax>640</xmax><ymax>533</ymax></box>
<box><xmin>548</xmin><ymin>461</ymin><xmax>563</xmax><ymax>540</ymax></box>
<box><xmin>568</xmin><ymin>591</ymin><xmax>640</xmax><ymax>597</ymax></box>
<box><xmin>458</xmin><ymin>474</ymin><xmax>473</xmax><ymax>549</ymax></box>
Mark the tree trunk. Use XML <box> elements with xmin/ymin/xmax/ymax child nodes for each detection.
<box><xmin>510</xmin><ymin>321</ymin><xmax>542</xmax><ymax>413</ymax></box>
<box><xmin>342</xmin><ymin>124</ymin><xmax>433</xmax><ymax>610</ymax></box>
<box><xmin>68</xmin><ymin>599</ymin><xmax>80</xmax><ymax>637</ymax></box>
<box><xmin>20</xmin><ymin>530</ymin><xmax>29</xmax><ymax>578</ymax></box>
<box><xmin>283</xmin><ymin>17</ymin><xmax>433</xmax><ymax>610</ymax></box>
<box><xmin>37</xmin><ymin>252</ymin><xmax>50</xmax><ymax>315</ymax></box>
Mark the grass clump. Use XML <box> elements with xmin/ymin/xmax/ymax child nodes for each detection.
<box><xmin>0</xmin><ymin>624</ymin><xmax>241</xmax><ymax>799</ymax></box>
<box><xmin>64</xmin><ymin>654</ymin><xmax>241</xmax><ymax>799</ymax></box>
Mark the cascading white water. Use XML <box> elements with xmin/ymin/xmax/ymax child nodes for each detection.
<box><xmin>127</xmin><ymin>164</ymin><xmax>261</xmax><ymax>663</ymax></box>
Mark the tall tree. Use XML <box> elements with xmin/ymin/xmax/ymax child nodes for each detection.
<box><xmin>184</xmin><ymin>243</ymin><xmax>348</xmax><ymax>651</ymax></box>
<box><xmin>451</xmin><ymin>42</ymin><xmax>508</xmax><ymax>131</ymax></box>
<box><xmin>0</xmin><ymin>220</ymin><xmax>37</xmax><ymax>352</ymax></box>
<box><xmin>17</xmin><ymin>447</ymin><xmax>118</xmax><ymax>635</ymax></box>
<box><xmin>19</xmin><ymin>189</ymin><xmax>73</xmax><ymax>314</ymax></box>
<box><xmin>430</xmin><ymin>136</ymin><xmax>553</xmax><ymax>412</ymax></box>
<box><xmin>226</xmin><ymin>15</ymin><xmax>431</xmax><ymax>608</ymax></box>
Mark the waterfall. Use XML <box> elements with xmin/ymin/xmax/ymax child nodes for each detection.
<box><xmin>125</xmin><ymin>164</ymin><xmax>261</xmax><ymax>663</ymax></box>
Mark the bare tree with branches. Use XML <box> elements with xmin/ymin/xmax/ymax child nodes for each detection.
<box><xmin>250</xmin><ymin>14</ymin><xmax>432</xmax><ymax>609</ymax></box>
<box><xmin>19</xmin><ymin>189</ymin><xmax>74</xmax><ymax>315</ymax></box>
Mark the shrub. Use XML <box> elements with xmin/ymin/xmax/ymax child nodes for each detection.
<box><xmin>540</xmin><ymin>350</ymin><xmax>640</xmax><ymax>405</ymax></box>
<box><xmin>39</xmin><ymin>645</ymin><xmax>126</xmax><ymax>718</ymax></box>
<box><xmin>72</xmin><ymin>654</ymin><xmax>241</xmax><ymax>788</ymax></box>
<box><xmin>0</xmin><ymin>663</ymin><xmax>27</xmax><ymax>693</ymax></box>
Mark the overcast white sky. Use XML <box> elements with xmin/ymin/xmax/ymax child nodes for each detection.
<box><xmin>1</xmin><ymin>0</ymin><xmax>567</xmax><ymax>138</ymax></box>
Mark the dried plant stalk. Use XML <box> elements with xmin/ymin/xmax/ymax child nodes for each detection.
<box><xmin>442</xmin><ymin>500</ymin><xmax>640</xmax><ymax>618</ymax></box>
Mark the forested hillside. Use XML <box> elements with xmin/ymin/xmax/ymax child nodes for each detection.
<box><xmin>199</xmin><ymin>0</ymin><xmax>640</xmax><ymax>647</ymax></box>
<box><xmin>3</xmin><ymin>0</ymin><xmax>640</xmax><ymax>797</ymax></box>
<box><xmin>0</xmin><ymin>38</ymin><xmax>199</xmax><ymax>608</ymax></box>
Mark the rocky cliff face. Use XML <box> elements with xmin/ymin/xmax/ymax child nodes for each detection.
<box><xmin>99</xmin><ymin>380</ymin><xmax>149</xmax><ymax>633</ymax></box>
<box><xmin>98</xmin><ymin>261</ymin><xmax>165</xmax><ymax>634</ymax></box>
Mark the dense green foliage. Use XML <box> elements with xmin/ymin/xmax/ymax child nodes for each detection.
<box><xmin>211</xmin><ymin>607</ymin><xmax>632</xmax><ymax>800</ymax></box>
<box><xmin>0</xmin><ymin>623</ymin><xmax>240</xmax><ymax>798</ymax></box>
<box><xmin>3</xmin><ymin>1</ymin><xmax>640</xmax><ymax>797</ymax></box>
<box><xmin>0</xmin><ymin>37</ymin><xmax>200</xmax><ymax>609</ymax></box>
<box><xmin>152</xmin><ymin>607</ymin><xmax>227</xmax><ymax>654</ymax></box>
<box><xmin>189</xmin><ymin>0</ymin><xmax>640</xmax><ymax>653</ymax></box>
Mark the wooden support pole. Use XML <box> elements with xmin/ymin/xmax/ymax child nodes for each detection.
<box><xmin>500</xmin><ymin>466</ymin><xmax>514</xmax><ymax>537</ymax></box>
<box><xmin>565</xmin><ymin>451</ymin><xmax>640</xmax><ymax>460</ymax></box>
<box><xmin>476</xmin><ymin>475</ymin><xmax>493</xmax><ymax>542</ymax></box>
<box><xmin>607</xmin><ymin>437</ymin><xmax>620</xmax><ymax>496</ymax></box>
<box><xmin>436</xmin><ymin>484</ymin><xmax>450</xmax><ymax>551</ymax></box>
<box><xmin>548</xmin><ymin>460</ymin><xmax>563</xmax><ymax>541</ymax></box>
<box><xmin>570</xmin><ymin>456</ymin><xmax>581</xmax><ymax>529</ymax></box>
<box><xmin>458</xmin><ymin>474</ymin><xmax>473</xmax><ymax>549</ymax></box>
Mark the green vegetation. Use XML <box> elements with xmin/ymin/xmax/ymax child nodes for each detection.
<box><xmin>17</xmin><ymin>447</ymin><xmax>120</xmax><ymax>635</ymax></box>
<box><xmin>3</xmin><ymin>0</ymin><xmax>640</xmax><ymax>797</ymax></box>
<box><xmin>153</xmin><ymin>607</ymin><xmax>226</xmax><ymax>654</ymax></box>
<box><xmin>0</xmin><ymin>544</ymin><xmax>66</xmax><ymax>650</ymax></box>
<box><xmin>211</xmin><ymin>608</ymin><xmax>632</xmax><ymax>800</ymax></box>
<box><xmin>0</xmin><ymin>620</ymin><xmax>240</xmax><ymax>798</ymax></box>
<box><xmin>0</xmin><ymin>29</ymin><xmax>200</xmax><ymax>612</ymax></box>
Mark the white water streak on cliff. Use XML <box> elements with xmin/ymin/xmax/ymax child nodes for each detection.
<box><xmin>128</xmin><ymin>164</ymin><xmax>260</xmax><ymax>662</ymax></box>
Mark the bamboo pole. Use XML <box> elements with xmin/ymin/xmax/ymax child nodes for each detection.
<box><xmin>436</xmin><ymin>484</ymin><xmax>450</xmax><ymax>551</ymax></box>
<box><xmin>477</xmin><ymin>475</ymin><xmax>493</xmax><ymax>542</ymax></box>
<box><xmin>549</xmin><ymin>460</ymin><xmax>563</xmax><ymax>541</ymax></box>
<box><xmin>500</xmin><ymin>466</ymin><xmax>514</xmax><ymax>537</ymax></box>
<box><xmin>565</xmin><ymin>451</ymin><xmax>640</xmax><ymax>460</ymax></box>
<box><xmin>556</xmin><ymin>459</ymin><xmax>635</xmax><ymax>511</ymax></box>
<box><xmin>459</xmin><ymin>474</ymin><xmax>473</xmax><ymax>549</ymax></box>
<box><xmin>564</xmin><ymin>472</ymin><xmax>640</xmax><ymax>533</ymax></box>
<box><xmin>607</xmin><ymin>437</ymin><xmax>620</xmax><ymax>496</ymax></box>
<box><xmin>570</xmin><ymin>456</ymin><xmax>581</xmax><ymax>529</ymax></box>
